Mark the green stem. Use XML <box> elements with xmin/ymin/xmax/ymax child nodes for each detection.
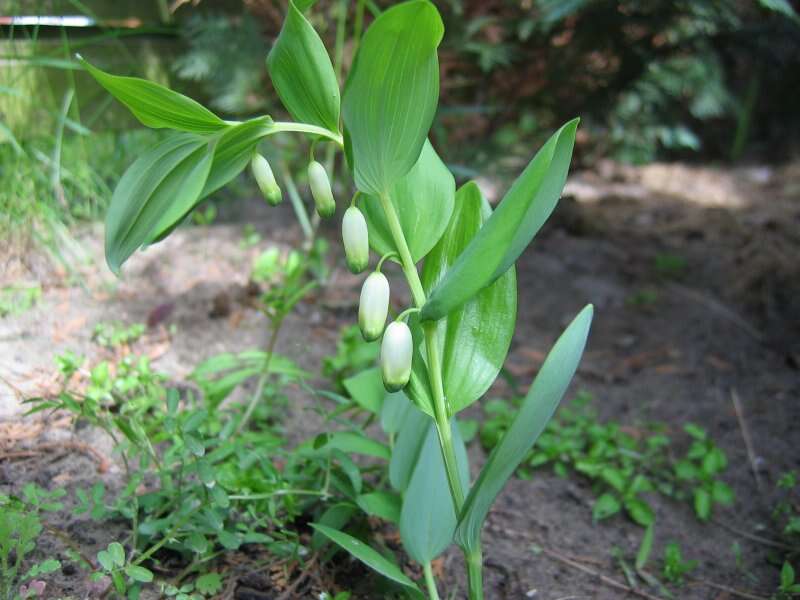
<box><xmin>467</xmin><ymin>549</ymin><xmax>484</xmax><ymax>600</ymax></box>
<box><xmin>281</xmin><ymin>162</ymin><xmax>313</xmax><ymax>243</ymax></box>
<box><xmin>377</xmin><ymin>192</ymin><xmax>482</xmax><ymax>598</ymax></box>
<box><xmin>228</xmin><ymin>489</ymin><xmax>328</xmax><ymax>501</ymax></box>
<box><xmin>423</xmin><ymin>562</ymin><xmax>441</xmax><ymax>600</ymax></box>
<box><xmin>266</xmin><ymin>121</ymin><xmax>343</xmax><ymax>146</ymax></box>
<box><xmin>236</xmin><ymin>317</ymin><xmax>283</xmax><ymax>435</ymax></box>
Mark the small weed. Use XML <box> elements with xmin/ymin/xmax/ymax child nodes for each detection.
<box><xmin>0</xmin><ymin>284</ymin><xmax>41</xmax><ymax>318</ymax></box>
<box><xmin>661</xmin><ymin>542</ymin><xmax>698</xmax><ymax>584</ymax></box>
<box><xmin>653</xmin><ymin>253</ymin><xmax>687</xmax><ymax>279</ymax></box>
<box><xmin>480</xmin><ymin>392</ymin><xmax>734</xmax><ymax>527</ymax></box>
<box><xmin>92</xmin><ymin>321</ymin><xmax>146</xmax><ymax>349</ymax></box>
<box><xmin>240</xmin><ymin>224</ymin><xmax>261</xmax><ymax>248</ymax></box>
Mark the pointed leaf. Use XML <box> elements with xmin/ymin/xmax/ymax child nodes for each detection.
<box><xmin>356</xmin><ymin>492</ymin><xmax>402</xmax><ymax>524</ymax></box>
<box><xmin>422</xmin><ymin>182</ymin><xmax>516</xmax><ymax>414</ymax></box>
<box><xmin>454</xmin><ymin>304</ymin><xmax>593</xmax><ymax>553</ymax></box>
<box><xmin>421</xmin><ymin>119</ymin><xmax>579</xmax><ymax>321</ymax></box>
<box><xmin>389</xmin><ymin>406</ymin><xmax>430</xmax><ymax>491</ymax></box>
<box><xmin>342</xmin><ymin>0</ymin><xmax>444</xmax><ymax>195</ymax></box>
<box><xmin>105</xmin><ymin>133</ymin><xmax>214</xmax><ymax>274</ymax></box>
<box><xmin>79</xmin><ymin>57</ymin><xmax>226</xmax><ymax>133</ymax></box>
<box><xmin>358</xmin><ymin>140</ymin><xmax>455</xmax><ymax>262</ymax></box>
<box><xmin>400</xmin><ymin>418</ymin><xmax>468</xmax><ymax>563</ymax></box>
<box><xmin>403</xmin><ymin>314</ymin><xmax>435</xmax><ymax>417</ymax></box>
<box><xmin>343</xmin><ymin>367</ymin><xmax>385</xmax><ymax>415</ymax></box>
<box><xmin>267</xmin><ymin>1</ymin><xmax>340</xmax><ymax>132</ymax></box>
<box><xmin>310</xmin><ymin>524</ymin><xmax>423</xmax><ymax>599</ymax></box>
<box><xmin>380</xmin><ymin>390</ymin><xmax>414</xmax><ymax>434</ymax></box>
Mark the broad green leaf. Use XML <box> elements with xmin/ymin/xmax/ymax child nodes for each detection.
<box><xmin>358</xmin><ymin>140</ymin><xmax>455</xmax><ymax>262</ymax></box>
<box><xmin>125</xmin><ymin>565</ymin><xmax>154</xmax><ymax>583</ymax></box>
<box><xmin>105</xmin><ymin>133</ymin><xmax>214</xmax><ymax>274</ymax></box>
<box><xmin>400</xmin><ymin>418</ymin><xmax>469</xmax><ymax>563</ymax></box>
<box><xmin>421</xmin><ymin>119</ymin><xmax>579</xmax><ymax>321</ymax></box>
<box><xmin>148</xmin><ymin>117</ymin><xmax>273</xmax><ymax>243</ymax></box>
<box><xmin>422</xmin><ymin>182</ymin><xmax>516</xmax><ymax>414</ymax></box>
<box><xmin>389</xmin><ymin>406</ymin><xmax>429</xmax><ymax>491</ymax></box>
<box><xmin>317</xmin><ymin>431</ymin><xmax>390</xmax><ymax>460</ymax></box>
<box><xmin>380</xmin><ymin>391</ymin><xmax>414</xmax><ymax>434</ymax></box>
<box><xmin>201</xmin><ymin>117</ymin><xmax>272</xmax><ymax>197</ymax></box>
<box><xmin>454</xmin><ymin>304</ymin><xmax>593</xmax><ymax>553</ymax></box>
<box><xmin>108</xmin><ymin>542</ymin><xmax>125</xmax><ymax>567</ymax></box>
<box><xmin>311</xmin><ymin>503</ymin><xmax>356</xmax><ymax>550</ymax></box>
<box><xmin>403</xmin><ymin>315</ymin><xmax>435</xmax><ymax>417</ymax></box>
<box><xmin>356</xmin><ymin>492</ymin><xmax>402</xmax><ymax>524</ymax></box>
<box><xmin>267</xmin><ymin>1</ymin><xmax>340</xmax><ymax>132</ymax></box>
<box><xmin>310</xmin><ymin>524</ymin><xmax>423</xmax><ymax>599</ymax></box>
<box><xmin>342</xmin><ymin>0</ymin><xmax>444</xmax><ymax>195</ymax></box>
<box><xmin>79</xmin><ymin>57</ymin><xmax>226</xmax><ymax>133</ymax></box>
<box><xmin>343</xmin><ymin>367</ymin><xmax>385</xmax><ymax>415</ymax></box>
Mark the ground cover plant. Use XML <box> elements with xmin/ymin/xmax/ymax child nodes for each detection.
<box><xmin>73</xmin><ymin>1</ymin><xmax>594</xmax><ymax>597</ymax></box>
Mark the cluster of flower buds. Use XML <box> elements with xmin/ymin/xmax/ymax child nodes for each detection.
<box><xmin>357</xmin><ymin>261</ymin><xmax>413</xmax><ymax>392</ymax></box>
<box><xmin>251</xmin><ymin>153</ymin><xmax>282</xmax><ymax>206</ymax></box>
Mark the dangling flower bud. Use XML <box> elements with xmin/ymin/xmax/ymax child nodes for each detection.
<box><xmin>358</xmin><ymin>271</ymin><xmax>389</xmax><ymax>342</ymax></box>
<box><xmin>308</xmin><ymin>160</ymin><xmax>335</xmax><ymax>218</ymax></box>
<box><xmin>342</xmin><ymin>206</ymin><xmax>369</xmax><ymax>273</ymax></box>
<box><xmin>251</xmin><ymin>154</ymin><xmax>282</xmax><ymax>206</ymax></box>
<box><xmin>381</xmin><ymin>321</ymin><xmax>412</xmax><ymax>392</ymax></box>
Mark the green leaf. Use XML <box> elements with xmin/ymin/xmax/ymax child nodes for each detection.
<box><xmin>125</xmin><ymin>565</ymin><xmax>154</xmax><ymax>583</ymax></box>
<box><xmin>310</xmin><ymin>524</ymin><xmax>423</xmax><ymax>599</ymax></box>
<box><xmin>267</xmin><ymin>1</ymin><xmax>340</xmax><ymax>132</ymax></box>
<box><xmin>636</xmin><ymin>524</ymin><xmax>654</xmax><ymax>571</ymax></box>
<box><xmin>358</xmin><ymin>140</ymin><xmax>455</xmax><ymax>262</ymax></box>
<box><xmin>201</xmin><ymin>117</ymin><xmax>272</xmax><ymax>198</ymax></box>
<box><xmin>105</xmin><ymin>133</ymin><xmax>214</xmax><ymax>274</ymax></box>
<box><xmin>624</xmin><ymin>497</ymin><xmax>654</xmax><ymax>526</ymax></box>
<box><xmin>389</xmin><ymin>404</ymin><xmax>430</xmax><ymax>491</ymax></box>
<box><xmin>400</xmin><ymin>419</ymin><xmax>469</xmax><ymax>563</ymax></box>
<box><xmin>454</xmin><ymin>304</ymin><xmax>593</xmax><ymax>553</ymax></box>
<box><xmin>108</xmin><ymin>542</ymin><xmax>125</xmax><ymax>567</ymax></box>
<box><xmin>694</xmin><ymin>487</ymin><xmax>711</xmax><ymax>521</ymax></box>
<box><xmin>380</xmin><ymin>391</ymin><xmax>414</xmax><ymax>434</ymax></box>
<box><xmin>404</xmin><ymin>314</ymin><xmax>435</xmax><ymax>416</ymax></box>
<box><xmin>195</xmin><ymin>572</ymin><xmax>223</xmax><ymax>595</ymax></box>
<box><xmin>356</xmin><ymin>492</ymin><xmax>402</xmax><ymax>524</ymax></box>
<box><xmin>421</xmin><ymin>119</ymin><xmax>579</xmax><ymax>321</ymax></box>
<box><xmin>711</xmin><ymin>480</ymin><xmax>734</xmax><ymax>506</ymax></box>
<box><xmin>592</xmin><ymin>493</ymin><xmax>621</xmax><ymax>521</ymax></box>
<box><xmin>421</xmin><ymin>182</ymin><xmax>516</xmax><ymax>414</ymax></box>
<box><xmin>343</xmin><ymin>367</ymin><xmax>385</xmax><ymax>415</ymax></box>
<box><xmin>781</xmin><ymin>561</ymin><xmax>796</xmax><ymax>589</ymax></box>
<box><xmin>79</xmin><ymin>57</ymin><xmax>226</xmax><ymax>133</ymax></box>
<box><xmin>319</xmin><ymin>431</ymin><xmax>390</xmax><ymax>460</ymax></box>
<box><xmin>97</xmin><ymin>549</ymin><xmax>114</xmax><ymax>572</ymax></box>
<box><xmin>342</xmin><ymin>0</ymin><xmax>444</xmax><ymax>195</ymax></box>
<box><xmin>312</xmin><ymin>503</ymin><xmax>357</xmax><ymax>551</ymax></box>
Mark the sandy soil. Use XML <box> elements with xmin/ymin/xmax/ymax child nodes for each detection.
<box><xmin>1</xmin><ymin>160</ymin><xmax>798</xmax><ymax>599</ymax></box>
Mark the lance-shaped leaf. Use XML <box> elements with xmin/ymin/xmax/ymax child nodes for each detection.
<box><xmin>149</xmin><ymin>117</ymin><xmax>273</xmax><ymax>244</ymax></box>
<box><xmin>400</xmin><ymin>418</ymin><xmax>468</xmax><ymax>564</ymax></box>
<box><xmin>267</xmin><ymin>1</ymin><xmax>340</xmax><ymax>133</ymax></box>
<box><xmin>454</xmin><ymin>304</ymin><xmax>593</xmax><ymax>553</ymax></box>
<box><xmin>343</xmin><ymin>367</ymin><xmax>385</xmax><ymax>415</ymax></box>
<box><xmin>421</xmin><ymin>118</ymin><xmax>579</xmax><ymax>321</ymax></box>
<box><xmin>79</xmin><ymin>57</ymin><xmax>226</xmax><ymax>133</ymax></box>
<box><xmin>388</xmin><ymin>403</ymin><xmax>429</xmax><ymax>491</ymax></box>
<box><xmin>358</xmin><ymin>140</ymin><xmax>455</xmax><ymax>263</ymax></box>
<box><xmin>403</xmin><ymin>315</ymin><xmax>435</xmax><ymax>417</ymax></box>
<box><xmin>310</xmin><ymin>524</ymin><xmax>423</xmax><ymax>599</ymax></box>
<box><xmin>105</xmin><ymin>134</ymin><xmax>214</xmax><ymax>274</ymax></box>
<box><xmin>342</xmin><ymin>0</ymin><xmax>443</xmax><ymax>196</ymax></box>
<box><xmin>422</xmin><ymin>182</ymin><xmax>516</xmax><ymax>415</ymax></box>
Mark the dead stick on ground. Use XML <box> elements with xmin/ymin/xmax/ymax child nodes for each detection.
<box><xmin>689</xmin><ymin>579</ymin><xmax>769</xmax><ymax>600</ymax></box>
<box><xmin>536</xmin><ymin>544</ymin><xmax>666</xmax><ymax>600</ymax></box>
<box><xmin>712</xmin><ymin>518</ymin><xmax>795</xmax><ymax>552</ymax></box>
<box><xmin>275</xmin><ymin>555</ymin><xmax>317</xmax><ymax>600</ymax></box>
<box><xmin>731</xmin><ymin>387</ymin><xmax>763</xmax><ymax>493</ymax></box>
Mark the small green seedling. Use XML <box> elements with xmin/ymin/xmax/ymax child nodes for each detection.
<box><xmin>661</xmin><ymin>542</ymin><xmax>697</xmax><ymax>585</ymax></box>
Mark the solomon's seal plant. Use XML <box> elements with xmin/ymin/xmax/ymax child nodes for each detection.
<box><xmin>82</xmin><ymin>1</ymin><xmax>593</xmax><ymax>597</ymax></box>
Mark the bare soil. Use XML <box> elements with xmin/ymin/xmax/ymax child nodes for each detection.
<box><xmin>1</xmin><ymin>160</ymin><xmax>798</xmax><ymax>599</ymax></box>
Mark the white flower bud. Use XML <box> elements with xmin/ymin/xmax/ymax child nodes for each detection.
<box><xmin>381</xmin><ymin>321</ymin><xmax>413</xmax><ymax>392</ymax></box>
<box><xmin>308</xmin><ymin>160</ymin><xmax>335</xmax><ymax>218</ymax></box>
<box><xmin>358</xmin><ymin>271</ymin><xmax>389</xmax><ymax>342</ymax></box>
<box><xmin>342</xmin><ymin>206</ymin><xmax>369</xmax><ymax>273</ymax></box>
<box><xmin>251</xmin><ymin>153</ymin><xmax>282</xmax><ymax>206</ymax></box>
